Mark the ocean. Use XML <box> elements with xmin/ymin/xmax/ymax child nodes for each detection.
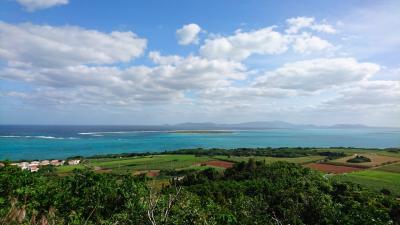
<box><xmin>0</xmin><ymin>125</ymin><xmax>399</xmax><ymax>160</ymax></box>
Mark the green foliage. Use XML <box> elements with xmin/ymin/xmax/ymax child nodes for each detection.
<box><xmin>0</xmin><ymin>166</ymin><xmax>148</xmax><ymax>224</ymax></box>
<box><xmin>159</xmin><ymin>168</ymin><xmax>197</xmax><ymax>177</ymax></box>
<box><xmin>85</xmin><ymin>147</ymin><xmax>349</xmax><ymax>159</ymax></box>
<box><xmin>1</xmin><ymin>161</ymin><xmax>399</xmax><ymax>224</ymax></box>
<box><xmin>347</xmin><ymin>155</ymin><xmax>372</xmax><ymax>163</ymax></box>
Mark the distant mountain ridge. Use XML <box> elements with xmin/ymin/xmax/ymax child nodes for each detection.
<box><xmin>171</xmin><ymin>121</ymin><xmax>371</xmax><ymax>130</ymax></box>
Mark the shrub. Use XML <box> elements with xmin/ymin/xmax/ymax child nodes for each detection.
<box><xmin>347</xmin><ymin>155</ymin><xmax>371</xmax><ymax>163</ymax></box>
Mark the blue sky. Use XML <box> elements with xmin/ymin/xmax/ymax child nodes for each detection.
<box><xmin>0</xmin><ymin>0</ymin><xmax>399</xmax><ymax>126</ymax></box>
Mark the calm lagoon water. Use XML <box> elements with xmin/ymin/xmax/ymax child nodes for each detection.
<box><xmin>0</xmin><ymin>125</ymin><xmax>399</xmax><ymax>160</ymax></box>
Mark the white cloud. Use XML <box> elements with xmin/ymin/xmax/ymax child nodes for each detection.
<box><xmin>0</xmin><ymin>52</ymin><xmax>246</xmax><ymax>104</ymax></box>
<box><xmin>0</xmin><ymin>21</ymin><xmax>147</xmax><ymax>67</ymax></box>
<box><xmin>286</xmin><ymin>17</ymin><xmax>336</xmax><ymax>34</ymax></box>
<box><xmin>286</xmin><ymin>17</ymin><xmax>315</xmax><ymax>34</ymax></box>
<box><xmin>1</xmin><ymin>15</ymin><xmax>398</xmax><ymax>126</ymax></box>
<box><xmin>146</xmin><ymin>53</ymin><xmax>247</xmax><ymax>91</ymax></box>
<box><xmin>148</xmin><ymin>51</ymin><xmax>182</xmax><ymax>65</ymax></box>
<box><xmin>176</xmin><ymin>23</ymin><xmax>202</xmax><ymax>45</ymax></box>
<box><xmin>200</xmin><ymin>86</ymin><xmax>296</xmax><ymax>102</ymax></box>
<box><xmin>199</xmin><ymin>20</ymin><xmax>336</xmax><ymax>61</ymax></box>
<box><xmin>200</xmin><ymin>27</ymin><xmax>289</xmax><ymax>61</ymax></box>
<box><xmin>255</xmin><ymin>58</ymin><xmax>380</xmax><ymax>91</ymax></box>
<box><xmin>324</xmin><ymin>80</ymin><xmax>400</xmax><ymax>106</ymax></box>
<box><xmin>16</xmin><ymin>0</ymin><xmax>68</xmax><ymax>11</ymax></box>
<box><xmin>310</xmin><ymin>24</ymin><xmax>336</xmax><ymax>34</ymax></box>
<box><xmin>291</xmin><ymin>32</ymin><xmax>334</xmax><ymax>54</ymax></box>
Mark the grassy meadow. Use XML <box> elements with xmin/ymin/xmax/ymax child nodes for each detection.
<box><xmin>57</xmin><ymin>154</ymin><xmax>214</xmax><ymax>174</ymax></box>
<box><xmin>334</xmin><ymin>170</ymin><xmax>400</xmax><ymax>196</ymax></box>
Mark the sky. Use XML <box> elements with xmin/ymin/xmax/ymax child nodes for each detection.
<box><xmin>0</xmin><ymin>0</ymin><xmax>399</xmax><ymax>126</ymax></box>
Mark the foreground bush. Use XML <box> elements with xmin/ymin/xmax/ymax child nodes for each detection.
<box><xmin>1</xmin><ymin>161</ymin><xmax>399</xmax><ymax>224</ymax></box>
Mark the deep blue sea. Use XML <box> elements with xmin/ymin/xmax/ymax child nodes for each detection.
<box><xmin>1</xmin><ymin>125</ymin><xmax>399</xmax><ymax>160</ymax></box>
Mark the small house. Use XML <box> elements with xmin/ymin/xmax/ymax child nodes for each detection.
<box><xmin>68</xmin><ymin>159</ymin><xmax>81</xmax><ymax>165</ymax></box>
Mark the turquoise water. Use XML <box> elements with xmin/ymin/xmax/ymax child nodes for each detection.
<box><xmin>0</xmin><ymin>125</ymin><xmax>399</xmax><ymax>160</ymax></box>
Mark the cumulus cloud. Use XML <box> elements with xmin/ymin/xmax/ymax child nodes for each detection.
<box><xmin>176</xmin><ymin>23</ymin><xmax>202</xmax><ymax>45</ymax></box>
<box><xmin>150</xmin><ymin>54</ymin><xmax>246</xmax><ymax>89</ymax></box>
<box><xmin>1</xmin><ymin>51</ymin><xmax>246</xmax><ymax>105</ymax></box>
<box><xmin>199</xmin><ymin>20</ymin><xmax>336</xmax><ymax>61</ymax></box>
<box><xmin>200</xmin><ymin>27</ymin><xmax>289</xmax><ymax>61</ymax></box>
<box><xmin>16</xmin><ymin>0</ymin><xmax>68</xmax><ymax>11</ymax></box>
<box><xmin>255</xmin><ymin>58</ymin><xmax>380</xmax><ymax>91</ymax></box>
<box><xmin>286</xmin><ymin>17</ymin><xmax>336</xmax><ymax>34</ymax></box>
<box><xmin>286</xmin><ymin>17</ymin><xmax>315</xmax><ymax>34</ymax></box>
<box><xmin>291</xmin><ymin>32</ymin><xmax>334</xmax><ymax>54</ymax></box>
<box><xmin>148</xmin><ymin>51</ymin><xmax>182</xmax><ymax>65</ymax></box>
<box><xmin>0</xmin><ymin>21</ymin><xmax>147</xmax><ymax>67</ymax></box>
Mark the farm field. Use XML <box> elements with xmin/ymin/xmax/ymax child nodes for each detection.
<box><xmin>56</xmin><ymin>154</ymin><xmax>325</xmax><ymax>174</ymax></box>
<box><xmin>54</xmin><ymin>149</ymin><xmax>400</xmax><ymax>198</ymax></box>
<box><xmin>196</xmin><ymin>160</ymin><xmax>234</xmax><ymax>168</ymax></box>
<box><xmin>314</xmin><ymin>148</ymin><xmax>400</xmax><ymax>157</ymax></box>
<box><xmin>56</xmin><ymin>164</ymin><xmax>85</xmax><ymax>173</ymax></box>
<box><xmin>376</xmin><ymin>162</ymin><xmax>400</xmax><ymax>173</ymax></box>
<box><xmin>334</xmin><ymin>170</ymin><xmax>400</xmax><ymax>196</ymax></box>
<box><xmin>304</xmin><ymin>163</ymin><xmax>363</xmax><ymax>174</ymax></box>
<box><xmin>329</xmin><ymin>153</ymin><xmax>400</xmax><ymax>167</ymax></box>
<box><xmin>214</xmin><ymin>155</ymin><xmax>325</xmax><ymax>164</ymax></box>
<box><xmin>57</xmin><ymin>155</ymin><xmax>215</xmax><ymax>174</ymax></box>
<box><xmin>88</xmin><ymin>155</ymin><xmax>213</xmax><ymax>170</ymax></box>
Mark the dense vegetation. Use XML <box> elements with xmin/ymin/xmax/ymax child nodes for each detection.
<box><xmin>83</xmin><ymin>147</ymin><xmax>347</xmax><ymax>160</ymax></box>
<box><xmin>347</xmin><ymin>155</ymin><xmax>372</xmax><ymax>163</ymax></box>
<box><xmin>1</xmin><ymin>160</ymin><xmax>399</xmax><ymax>225</ymax></box>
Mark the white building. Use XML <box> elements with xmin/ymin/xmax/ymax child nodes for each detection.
<box><xmin>68</xmin><ymin>159</ymin><xmax>81</xmax><ymax>165</ymax></box>
<box><xmin>50</xmin><ymin>160</ymin><xmax>62</xmax><ymax>166</ymax></box>
<box><xmin>19</xmin><ymin>162</ymin><xmax>29</xmax><ymax>170</ymax></box>
<box><xmin>29</xmin><ymin>165</ymin><xmax>39</xmax><ymax>172</ymax></box>
<box><xmin>40</xmin><ymin>160</ymin><xmax>50</xmax><ymax>166</ymax></box>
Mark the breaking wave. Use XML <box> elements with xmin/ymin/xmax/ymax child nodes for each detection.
<box><xmin>78</xmin><ymin>131</ymin><xmax>160</xmax><ymax>135</ymax></box>
<box><xmin>0</xmin><ymin>135</ymin><xmax>78</xmax><ymax>140</ymax></box>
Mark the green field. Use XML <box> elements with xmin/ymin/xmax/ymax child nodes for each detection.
<box><xmin>376</xmin><ymin>162</ymin><xmax>400</xmax><ymax>173</ymax></box>
<box><xmin>57</xmin><ymin>154</ymin><xmax>325</xmax><ymax>174</ymax></box>
<box><xmin>57</xmin><ymin>155</ymin><xmax>214</xmax><ymax>174</ymax></box>
<box><xmin>314</xmin><ymin>148</ymin><xmax>400</xmax><ymax>157</ymax></box>
<box><xmin>334</xmin><ymin>170</ymin><xmax>400</xmax><ymax>196</ymax></box>
<box><xmin>213</xmin><ymin>155</ymin><xmax>325</xmax><ymax>164</ymax></box>
<box><xmin>56</xmin><ymin>164</ymin><xmax>85</xmax><ymax>173</ymax></box>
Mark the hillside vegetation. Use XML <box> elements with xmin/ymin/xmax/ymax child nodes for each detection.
<box><xmin>1</xmin><ymin>160</ymin><xmax>400</xmax><ymax>224</ymax></box>
<box><xmin>1</xmin><ymin>147</ymin><xmax>400</xmax><ymax>224</ymax></box>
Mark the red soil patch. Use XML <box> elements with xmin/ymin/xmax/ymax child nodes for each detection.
<box><xmin>304</xmin><ymin>163</ymin><xmax>363</xmax><ymax>174</ymax></box>
<box><xmin>201</xmin><ymin>160</ymin><xmax>234</xmax><ymax>169</ymax></box>
<box><xmin>94</xmin><ymin>166</ymin><xmax>112</xmax><ymax>173</ymax></box>
<box><xmin>147</xmin><ymin>171</ymin><xmax>160</xmax><ymax>177</ymax></box>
